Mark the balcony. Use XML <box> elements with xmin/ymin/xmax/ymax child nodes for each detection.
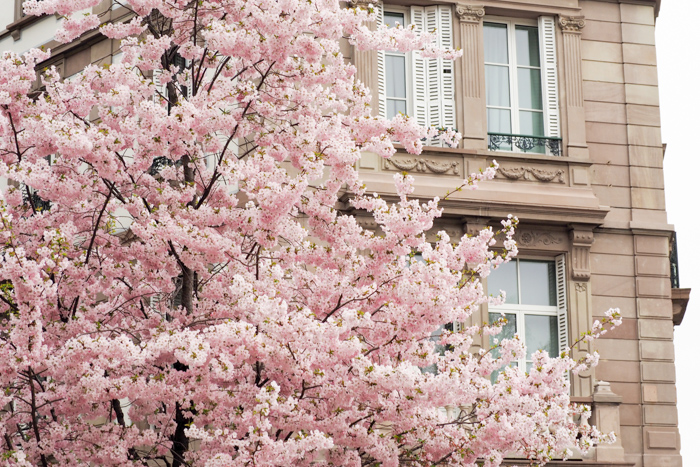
<box><xmin>488</xmin><ymin>132</ymin><xmax>563</xmax><ymax>156</ymax></box>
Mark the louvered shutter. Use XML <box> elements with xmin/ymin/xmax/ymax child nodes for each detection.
<box><xmin>437</xmin><ymin>5</ymin><xmax>455</xmax><ymax>137</ymax></box>
<box><xmin>425</xmin><ymin>5</ymin><xmax>440</xmax><ymax>146</ymax></box>
<box><xmin>555</xmin><ymin>254</ymin><xmax>569</xmax><ymax>379</ymax></box>
<box><xmin>376</xmin><ymin>1</ymin><xmax>386</xmax><ymax>118</ymax></box>
<box><xmin>412</xmin><ymin>6</ymin><xmax>454</xmax><ymax>147</ymax></box>
<box><xmin>410</xmin><ymin>6</ymin><xmax>428</xmax><ymax>128</ymax></box>
<box><xmin>538</xmin><ymin>16</ymin><xmax>560</xmax><ymax>142</ymax></box>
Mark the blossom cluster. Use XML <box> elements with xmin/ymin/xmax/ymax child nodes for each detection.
<box><xmin>0</xmin><ymin>1</ymin><xmax>617</xmax><ymax>465</ymax></box>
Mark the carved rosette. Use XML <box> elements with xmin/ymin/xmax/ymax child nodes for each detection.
<box><xmin>559</xmin><ymin>15</ymin><xmax>586</xmax><ymax>34</ymax></box>
<box><xmin>383</xmin><ymin>157</ymin><xmax>460</xmax><ymax>175</ymax></box>
<box><xmin>456</xmin><ymin>5</ymin><xmax>485</xmax><ymax>24</ymax></box>
<box><xmin>496</xmin><ymin>166</ymin><xmax>565</xmax><ymax>183</ymax></box>
<box><xmin>570</xmin><ymin>229</ymin><xmax>594</xmax><ymax>281</ymax></box>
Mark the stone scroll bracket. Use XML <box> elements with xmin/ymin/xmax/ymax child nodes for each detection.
<box><xmin>569</xmin><ymin>227</ymin><xmax>594</xmax><ymax>281</ymax></box>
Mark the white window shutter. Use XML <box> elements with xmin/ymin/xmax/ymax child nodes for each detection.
<box><xmin>437</xmin><ymin>5</ymin><xmax>455</xmax><ymax>145</ymax></box>
<box><xmin>425</xmin><ymin>5</ymin><xmax>440</xmax><ymax>145</ymax></box>
<box><xmin>376</xmin><ymin>1</ymin><xmax>386</xmax><ymax>118</ymax></box>
<box><xmin>538</xmin><ymin>16</ymin><xmax>560</xmax><ymax>139</ymax></box>
<box><xmin>153</xmin><ymin>69</ymin><xmax>166</xmax><ymax>104</ymax></box>
<box><xmin>417</xmin><ymin>5</ymin><xmax>455</xmax><ymax>147</ymax></box>
<box><xmin>410</xmin><ymin>6</ymin><xmax>428</xmax><ymax>128</ymax></box>
<box><xmin>555</xmin><ymin>254</ymin><xmax>569</xmax><ymax>378</ymax></box>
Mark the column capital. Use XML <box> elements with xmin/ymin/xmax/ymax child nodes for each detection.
<box><xmin>559</xmin><ymin>15</ymin><xmax>586</xmax><ymax>33</ymax></box>
<box><xmin>456</xmin><ymin>5</ymin><xmax>485</xmax><ymax>24</ymax></box>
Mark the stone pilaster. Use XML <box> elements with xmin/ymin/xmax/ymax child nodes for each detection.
<box><xmin>455</xmin><ymin>5</ymin><xmax>486</xmax><ymax>150</ymax></box>
<box><xmin>350</xmin><ymin>0</ymin><xmax>380</xmax><ymax>114</ymax></box>
<box><xmin>558</xmin><ymin>15</ymin><xmax>589</xmax><ymax>159</ymax></box>
<box><xmin>592</xmin><ymin>381</ymin><xmax>626</xmax><ymax>462</ymax></box>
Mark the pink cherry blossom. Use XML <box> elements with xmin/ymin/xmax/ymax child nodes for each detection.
<box><xmin>0</xmin><ymin>1</ymin><xmax>620</xmax><ymax>465</ymax></box>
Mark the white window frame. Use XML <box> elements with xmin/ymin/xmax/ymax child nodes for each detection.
<box><xmin>382</xmin><ymin>6</ymin><xmax>412</xmax><ymax>120</ymax></box>
<box><xmin>488</xmin><ymin>256</ymin><xmax>568</xmax><ymax>371</ymax></box>
<box><xmin>377</xmin><ymin>2</ymin><xmax>456</xmax><ymax>147</ymax></box>
<box><xmin>484</xmin><ymin>15</ymin><xmax>561</xmax><ymax>155</ymax></box>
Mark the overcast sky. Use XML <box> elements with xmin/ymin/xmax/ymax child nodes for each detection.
<box><xmin>656</xmin><ymin>1</ymin><xmax>700</xmax><ymax>458</ymax></box>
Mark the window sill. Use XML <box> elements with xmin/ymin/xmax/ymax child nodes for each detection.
<box><xmin>1</xmin><ymin>13</ymin><xmax>46</xmax><ymax>41</ymax></box>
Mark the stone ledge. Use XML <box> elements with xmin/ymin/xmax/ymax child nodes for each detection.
<box><xmin>671</xmin><ymin>288</ymin><xmax>690</xmax><ymax>325</ymax></box>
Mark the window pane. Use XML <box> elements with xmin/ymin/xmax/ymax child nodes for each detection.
<box><xmin>488</xmin><ymin>260</ymin><xmax>518</xmax><ymax>304</ymax></box>
<box><xmin>519</xmin><ymin>260</ymin><xmax>556</xmax><ymax>306</ymax></box>
<box><xmin>485</xmin><ymin>65</ymin><xmax>510</xmax><ymax>107</ymax></box>
<box><xmin>386</xmin><ymin>55</ymin><xmax>407</xmax><ymax>99</ymax></box>
<box><xmin>384</xmin><ymin>11</ymin><xmax>404</xmax><ymax>27</ymax></box>
<box><xmin>489</xmin><ymin>312</ymin><xmax>517</xmax><ymax>350</ymax></box>
<box><xmin>516</xmin><ymin>26</ymin><xmax>540</xmax><ymax>67</ymax></box>
<box><xmin>387</xmin><ymin>99</ymin><xmax>407</xmax><ymax>117</ymax></box>
<box><xmin>519</xmin><ymin>111</ymin><xmax>545</xmax><ymax>138</ymax></box>
<box><xmin>490</xmin><ymin>312</ymin><xmax>518</xmax><ymax>382</ymax></box>
<box><xmin>525</xmin><ymin>314</ymin><xmax>558</xmax><ymax>358</ymax></box>
<box><xmin>484</xmin><ymin>23</ymin><xmax>509</xmax><ymax>64</ymax></box>
<box><xmin>487</xmin><ymin>108</ymin><xmax>512</xmax><ymax>135</ymax></box>
<box><xmin>517</xmin><ymin>68</ymin><xmax>543</xmax><ymax>110</ymax></box>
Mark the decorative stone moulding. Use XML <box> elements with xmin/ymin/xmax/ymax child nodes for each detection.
<box><xmin>426</xmin><ymin>226</ymin><xmax>463</xmax><ymax>243</ymax></box>
<box><xmin>383</xmin><ymin>157</ymin><xmax>460</xmax><ymax>175</ymax></box>
<box><xmin>515</xmin><ymin>230</ymin><xmax>565</xmax><ymax>247</ymax></box>
<box><xmin>559</xmin><ymin>15</ymin><xmax>586</xmax><ymax>33</ymax></box>
<box><xmin>496</xmin><ymin>166</ymin><xmax>565</xmax><ymax>183</ymax></box>
<box><xmin>349</xmin><ymin>0</ymin><xmax>374</xmax><ymax>8</ymax></box>
<box><xmin>569</xmin><ymin>228</ymin><xmax>594</xmax><ymax>281</ymax></box>
<box><xmin>355</xmin><ymin>217</ymin><xmax>378</xmax><ymax>230</ymax></box>
<box><xmin>455</xmin><ymin>5</ymin><xmax>485</xmax><ymax>23</ymax></box>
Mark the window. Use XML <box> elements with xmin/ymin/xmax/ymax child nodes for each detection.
<box><xmin>377</xmin><ymin>3</ymin><xmax>456</xmax><ymax>146</ymax></box>
<box><xmin>488</xmin><ymin>257</ymin><xmax>568</xmax><ymax>373</ymax></box>
<box><xmin>484</xmin><ymin>17</ymin><xmax>561</xmax><ymax>155</ymax></box>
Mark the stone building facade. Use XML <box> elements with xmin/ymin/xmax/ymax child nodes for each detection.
<box><xmin>0</xmin><ymin>0</ymin><xmax>688</xmax><ymax>466</ymax></box>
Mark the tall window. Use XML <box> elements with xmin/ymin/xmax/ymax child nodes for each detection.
<box><xmin>383</xmin><ymin>10</ymin><xmax>409</xmax><ymax>118</ymax></box>
<box><xmin>484</xmin><ymin>17</ymin><xmax>561</xmax><ymax>155</ymax></box>
<box><xmin>488</xmin><ymin>257</ymin><xmax>568</xmax><ymax>372</ymax></box>
<box><xmin>377</xmin><ymin>3</ymin><xmax>456</xmax><ymax>147</ymax></box>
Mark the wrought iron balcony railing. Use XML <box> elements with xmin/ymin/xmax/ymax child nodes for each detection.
<box><xmin>488</xmin><ymin>132</ymin><xmax>563</xmax><ymax>156</ymax></box>
<box><xmin>148</xmin><ymin>156</ymin><xmax>182</xmax><ymax>176</ymax></box>
<box><xmin>670</xmin><ymin>231</ymin><xmax>680</xmax><ymax>289</ymax></box>
<box><xmin>22</xmin><ymin>189</ymin><xmax>51</xmax><ymax>212</ymax></box>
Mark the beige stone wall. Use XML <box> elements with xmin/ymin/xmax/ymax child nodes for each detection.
<box><xmin>355</xmin><ymin>1</ymin><xmax>680</xmax><ymax>466</ymax></box>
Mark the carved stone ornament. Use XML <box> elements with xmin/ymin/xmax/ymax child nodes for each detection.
<box><xmin>355</xmin><ymin>217</ymin><xmax>378</xmax><ymax>230</ymax></box>
<box><xmin>383</xmin><ymin>157</ymin><xmax>459</xmax><ymax>175</ymax></box>
<box><xmin>496</xmin><ymin>166</ymin><xmax>565</xmax><ymax>183</ymax></box>
<box><xmin>427</xmin><ymin>226</ymin><xmax>463</xmax><ymax>243</ymax></box>
<box><xmin>348</xmin><ymin>0</ymin><xmax>374</xmax><ymax>8</ymax></box>
<box><xmin>559</xmin><ymin>15</ymin><xmax>586</xmax><ymax>33</ymax></box>
<box><xmin>515</xmin><ymin>230</ymin><xmax>565</xmax><ymax>247</ymax></box>
<box><xmin>456</xmin><ymin>5</ymin><xmax>486</xmax><ymax>23</ymax></box>
<box><xmin>575</xmin><ymin>282</ymin><xmax>588</xmax><ymax>293</ymax></box>
<box><xmin>570</xmin><ymin>228</ymin><xmax>594</xmax><ymax>281</ymax></box>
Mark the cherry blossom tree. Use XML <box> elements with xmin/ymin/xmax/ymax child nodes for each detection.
<box><xmin>0</xmin><ymin>0</ymin><xmax>621</xmax><ymax>465</ymax></box>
